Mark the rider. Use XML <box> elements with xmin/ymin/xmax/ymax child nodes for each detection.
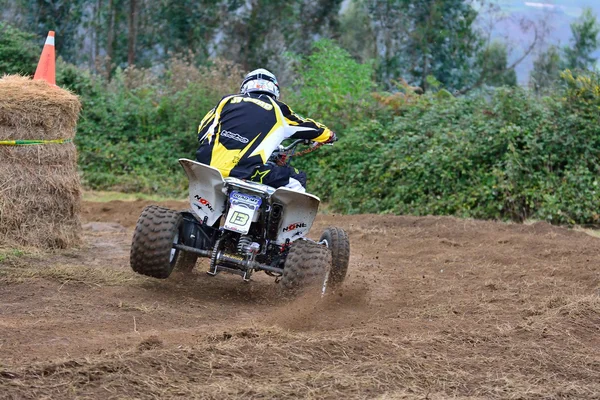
<box><xmin>195</xmin><ymin>68</ymin><xmax>336</xmax><ymax>192</ymax></box>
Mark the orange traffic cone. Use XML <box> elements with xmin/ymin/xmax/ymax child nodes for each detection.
<box><xmin>33</xmin><ymin>31</ymin><xmax>56</xmax><ymax>85</ymax></box>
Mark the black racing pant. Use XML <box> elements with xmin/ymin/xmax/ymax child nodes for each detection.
<box><xmin>248</xmin><ymin>163</ymin><xmax>307</xmax><ymax>188</ymax></box>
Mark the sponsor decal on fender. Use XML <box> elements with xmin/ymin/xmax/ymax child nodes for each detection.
<box><xmin>283</xmin><ymin>222</ymin><xmax>307</xmax><ymax>232</ymax></box>
<box><xmin>194</xmin><ymin>195</ymin><xmax>215</xmax><ymax>212</ymax></box>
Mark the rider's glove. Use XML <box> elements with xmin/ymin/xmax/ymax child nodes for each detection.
<box><xmin>324</xmin><ymin>131</ymin><xmax>337</xmax><ymax>144</ymax></box>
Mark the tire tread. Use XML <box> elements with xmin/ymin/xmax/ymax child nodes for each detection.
<box><xmin>280</xmin><ymin>240</ymin><xmax>332</xmax><ymax>295</ymax></box>
<box><xmin>130</xmin><ymin>205</ymin><xmax>180</xmax><ymax>279</ymax></box>
<box><xmin>319</xmin><ymin>226</ymin><xmax>350</xmax><ymax>287</ymax></box>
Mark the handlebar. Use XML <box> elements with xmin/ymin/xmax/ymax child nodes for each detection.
<box><xmin>270</xmin><ymin>135</ymin><xmax>337</xmax><ymax>166</ymax></box>
<box><xmin>279</xmin><ymin>135</ymin><xmax>338</xmax><ymax>152</ymax></box>
<box><xmin>280</xmin><ymin>139</ymin><xmax>310</xmax><ymax>152</ymax></box>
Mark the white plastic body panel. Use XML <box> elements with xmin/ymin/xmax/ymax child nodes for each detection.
<box><xmin>179</xmin><ymin>158</ymin><xmax>320</xmax><ymax>242</ymax></box>
<box><xmin>179</xmin><ymin>159</ymin><xmax>226</xmax><ymax>226</ymax></box>
<box><xmin>272</xmin><ymin>187</ymin><xmax>320</xmax><ymax>244</ymax></box>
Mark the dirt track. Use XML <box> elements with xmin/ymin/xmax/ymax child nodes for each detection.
<box><xmin>1</xmin><ymin>200</ymin><xmax>599</xmax><ymax>399</ymax></box>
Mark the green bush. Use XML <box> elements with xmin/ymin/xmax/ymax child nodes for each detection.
<box><xmin>287</xmin><ymin>39</ymin><xmax>377</xmax><ymax>132</ymax></box>
<box><xmin>316</xmin><ymin>74</ymin><xmax>600</xmax><ymax>225</ymax></box>
<box><xmin>0</xmin><ymin>23</ymin><xmax>40</xmax><ymax>75</ymax></box>
<box><xmin>37</xmin><ymin>42</ymin><xmax>600</xmax><ymax>225</ymax></box>
<box><xmin>57</xmin><ymin>58</ymin><xmax>243</xmax><ymax>196</ymax></box>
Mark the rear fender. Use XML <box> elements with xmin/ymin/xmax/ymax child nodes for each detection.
<box><xmin>272</xmin><ymin>188</ymin><xmax>320</xmax><ymax>244</ymax></box>
<box><xmin>179</xmin><ymin>159</ymin><xmax>226</xmax><ymax>226</ymax></box>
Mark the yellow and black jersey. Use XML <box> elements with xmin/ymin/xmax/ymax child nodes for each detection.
<box><xmin>195</xmin><ymin>93</ymin><xmax>333</xmax><ymax>180</ymax></box>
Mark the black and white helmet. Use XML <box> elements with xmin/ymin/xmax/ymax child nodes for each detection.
<box><xmin>240</xmin><ymin>68</ymin><xmax>280</xmax><ymax>100</ymax></box>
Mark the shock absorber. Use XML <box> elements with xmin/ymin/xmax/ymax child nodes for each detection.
<box><xmin>237</xmin><ymin>235</ymin><xmax>260</xmax><ymax>255</ymax></box>
<box><xmin>237</xmin><ymin>235</ymin><xmax>253</xmax><ymax>253</ymax></box>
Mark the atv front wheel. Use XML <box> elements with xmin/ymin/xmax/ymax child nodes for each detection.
<box><xmin>130</xmin><ymin>205</ymin><xmax>189</xmax><ymax>279</ymax></box>
<box><xmin>319</xmin><ymin>227</ymin><xmax>350</xmax><ymax>287</ymax></box>
<box><xmin>280</xmin><ymin>240</ymin><xmax>332</xmax><ymax>296</ymax></box>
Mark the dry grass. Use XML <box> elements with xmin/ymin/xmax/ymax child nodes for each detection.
<box><xmin>1</xmin><ymin>211</ymin><xmax>599</xmax><ymax>399</ymax></box>
<box><xmin>82</xmin><ymin>190</ymin><xmax>177</xmax><ymax>203</ymax></box>
<box><xmin>522</xmin><ymin>294</ymin><xmax>600</xmax><ymax>336</ymax></box>
<box><xmin>0</xmin><ymin>247</ymin><xmax>27</xmax><ymax>263</ymax></box>
<box><xmin>0</xmin><ymin>240</ymin><xmax>141</xmax><ymax>287</ymax></box>
<box><xmin>0</xmin><ymin>142</ymin><xmax>78</xmax><ymax>165</ymax></box>
<box><xmin>1</xmin><ymin>322</ymin><xmax>598</xmax><ymax>399</ymax></box>
<box><xmin>0</xmin><ymin>75</ymin><xmax>81</xmax><ymax>249</ymax></box>
<box><xmin>0</xmin><ymin>261</ymin><xmax>144</xmax><ymax>287</ymax></box>
<box><xmin>576</xmin><ymin>226</ymin><xmax>600</xmax><ymax>239</ymax></box>
<box><xmin>167</xmin><ymin>57</ymin><xmax>244</xmax><ymax>95</ymax></box>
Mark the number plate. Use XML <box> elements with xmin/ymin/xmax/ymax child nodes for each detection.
<box><xmin>223</xmin><ymin>191</ymin><xmax>262</xmax><ymax>234</ymax></box>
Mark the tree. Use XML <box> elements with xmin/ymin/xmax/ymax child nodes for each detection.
<box><xmin>342</xmin><ymin>0</ymin><xmax>485</xmax><ymax>92</ymax></box>
<box><xmin>141</xmin><ymin>0</ymin><xmax>226</xmax><ymax>65</ymax></box>
<box><xmin>478</xmin><ymin>41</ymin><xmax>517</xmax><ymax>87</ymax></box>
<box><xmin>563</xmin><ymin>7</ymin><xmax>600</xmax><ymax>71</ymax></box>
<box><xmin>219</xmin><ymin>0</ymin><xmax>342</xmax><ymax>75</ymax></box>
<box><xmin>360</xmin><ymin>0</ymin><xmax>411</xmax><ymax>87</ymax></box>
<box><xmin>12</xmin><ymin>0</ymin><xmax>86</xmax><ymax>64</ymax></box>
<box><xmin>127</xmin><ymin>0</ymin><xmax>138</xmax><ymax>66</ymax></box>
<box><xmin>405</xmin><ymin>0</ymin><xmax>483</xmax><ymax>92</ymax></box>
<box><xmin>530</xmin><ymin>45</ymin><xmax>562</xmax><ymax>93</ymax></box>
<box><xmin>289</xmin><ymin>40</ymin><xmax>374</xmax><ymax>127</ymax></box>
<box><xmin>105</xmin><ymin>0</ymin><xmax>117</xmax><ymax>76</ymax></box>
<box><xmin>338</xmin><ymin>0</ymin><xmax>377</xmax><ymax>64</ymax></box>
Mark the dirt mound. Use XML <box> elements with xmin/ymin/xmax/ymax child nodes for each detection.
<box><xmin>1</xmin><ymin>201</ymin><xmax>599</xmax><ymax>399</ymax></box>
<box><xmin>81</xmin><ymin>199</ymin><xmax>188</xmax><ymax>228</ymax></box>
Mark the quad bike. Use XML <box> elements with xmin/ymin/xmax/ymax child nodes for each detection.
<box><xmin>129</xmin><ymin>139</ymin><xmax>350</xmax><ymax>296</ymax></box>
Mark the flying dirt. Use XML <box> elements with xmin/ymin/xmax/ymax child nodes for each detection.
<box><xmin>1</xmin><ymin>199</ymin><xmax>599</xmax><ymax>399</ymax></box>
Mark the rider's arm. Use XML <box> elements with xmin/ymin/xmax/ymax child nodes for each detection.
<box><xmin>197</xmin><ymin>95</ymin><xmax>237</xmax><ymax>142</ymax></box>
<box><xmin>197</xmin><ymin>107</ymin><xmax>216</xmax><ymax>142</ymax></box>
<box><xmin>278</xmin><ymin>102</ymin><xmax>335</xmax><ymax>143</ymax></box>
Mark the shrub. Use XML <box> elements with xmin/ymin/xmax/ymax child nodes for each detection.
<box><xmin>317</xmin><ymin>74</ymin><xmax>600</xmax><ymax>224</ymax></box>
<box><xmin>44</xmin><ymin>47</ymin><xmax>600</xmax><ymax>225</ymax></box>
<box><xmin>0</xmin><ymin>23</ymin><xmax>40</xmax><ymax>76</ymax></box>
<box><xmin>287</xmin><ymin>39</ymin><xmax>376</xmax><ymax>131</ymax></box>
<box><xmin>57</xmin><ymin>58</ymin><xmax>243</xmax><ymax>196</ymax></box>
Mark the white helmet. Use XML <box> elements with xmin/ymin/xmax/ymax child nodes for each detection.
<box><xmin>240</xmin><ymin>68</ymin><xmax>280</xmax><ymax>100</ymax></box>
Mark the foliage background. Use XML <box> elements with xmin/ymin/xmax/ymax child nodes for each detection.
<box><xmin>1</xmin><ymin>1</ymin><xmax>600</xmax><ymax>225</ymax></box>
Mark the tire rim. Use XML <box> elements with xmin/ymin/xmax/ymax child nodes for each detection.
<box><xmin>170</xmin><ymin>232</ymin><xmax>179</xmax><ymax>263</ymax></box>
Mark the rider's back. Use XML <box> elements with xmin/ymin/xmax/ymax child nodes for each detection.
<box><xmin>196</xmin><ymin>93</ymin><xmax>289</xmax><ymax>179</ymax></box>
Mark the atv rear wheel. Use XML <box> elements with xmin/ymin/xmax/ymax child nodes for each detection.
<box><xmin>319</xmin><ymin>227</ymin><xmax>350</xmax><ymax>287</ymax></box>
<box><xmin>280</xmin><ymin>240</ymin><xmax>332</xmax><ymax>296</ymax></box>
<box><xmin>130</xmin><ymin>205</ymin><xmax>186</xmax><ymax>279</ymax></box>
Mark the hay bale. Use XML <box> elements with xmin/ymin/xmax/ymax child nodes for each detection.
<box><xmin>0</xmin><ymin>75</ymin><xmax>80</xmax><ymax>138</ymax></box>
<box><xmin>0</xmin><ymin>143</ymin><xmax>78</xmax><ymax>165</ymax></box>
<box><xmin>0</xmin><ymin>75</ymin><xmax>82</xmax><ymax>249</ymax></box>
